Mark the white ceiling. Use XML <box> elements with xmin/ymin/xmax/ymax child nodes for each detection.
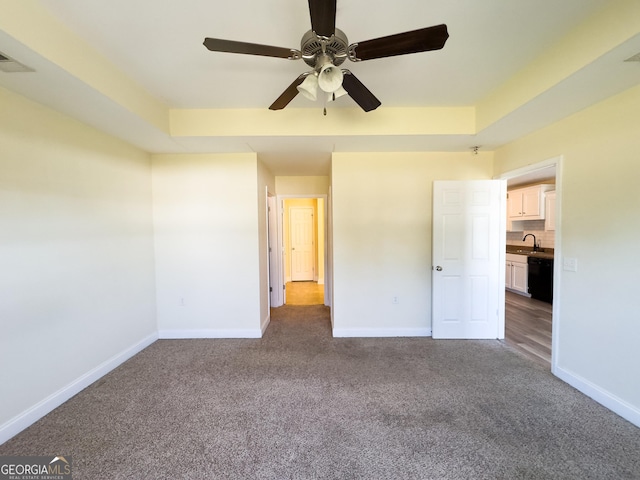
<box><xmin>2</xmin><ymin>0</ymin><xmax>640</xmax><ymax>175</ymax></box>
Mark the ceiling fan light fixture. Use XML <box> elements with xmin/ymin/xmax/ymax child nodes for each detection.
<box><xmin>296</xmin><ymin>73</ymin><xmax>319</xmax><ymax>100</ymax></box>
<box><xmin>327</xmin><ymin>85</ymin><xmax>348</xmax><ymax>102</ymax></box>
<box><xmin>317</xmin><ymin>63</ymin><xmax>344</xmax><ymax>93</ymax></box>
<box><xmin>204</xmin><ymin>1</ymin><xmax>448</xmax><ymax>112</ymax></box>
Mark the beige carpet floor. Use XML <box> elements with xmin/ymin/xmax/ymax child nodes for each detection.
<box><xmin>1</xmin><ymin>305</ymin><xmax>639</xmax><ymax>479</ymax></box>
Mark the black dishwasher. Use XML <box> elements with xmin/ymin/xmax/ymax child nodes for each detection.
<box><xmin>527</xmin><ymin>257</ymin><xmax>554</xmax><ymax>303</ymax></box>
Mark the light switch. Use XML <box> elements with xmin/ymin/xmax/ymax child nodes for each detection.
<box><xmin>563</xmin><ymin>257</ymin><xmax>578</xmax><ymax>272</ymax></box>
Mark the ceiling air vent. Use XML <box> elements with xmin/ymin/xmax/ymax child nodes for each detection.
<box><xmin>0</xmin><ymin>51</ymin><xmax>35</xmax><ymax>73</ymax></box>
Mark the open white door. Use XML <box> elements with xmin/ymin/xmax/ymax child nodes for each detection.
<box><xmin>267</xmin><ymin>194</ymin><xmax>279</xmax><ymax>307</ymax></box>
<box><xmin>432</xmin><ymin>180</ymin><xmax>505</xmax><ymax>339</ymax></box>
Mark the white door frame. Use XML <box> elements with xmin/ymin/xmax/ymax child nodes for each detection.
<box><xmin>273</xmin><ymin>194</ymin><xmax>331</xmax><ymax>308</ymax></box>
<box><xmin>267</xmin><ymin>192</ymin><xmax>278</xmax><ymax>309</ymax></box>
<box><xmin>495</xmin><ymin>155</ymin><xmax>563</xmax><ymax>373</ymax></box>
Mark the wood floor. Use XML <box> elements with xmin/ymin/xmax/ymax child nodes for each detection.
<box><xmin>285</xmin><ymin>281</ymin><xmax>324</xmax><ymax>305</ymax></box>
<box><xmin>504</xmin><ymin>290</ymin><xmax>552</xmax><ymax>367</ymax></box>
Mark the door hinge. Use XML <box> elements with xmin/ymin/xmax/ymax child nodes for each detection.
<box><xmin>270</xmin><ymin>287</ymin><xmax>272</xmax><ymax>292</ymax></box>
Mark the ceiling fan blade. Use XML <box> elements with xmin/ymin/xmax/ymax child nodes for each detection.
<box><xmin>269</xmin><ymin>74</ymin><xmax>308</xmax><ymax>110</ymax></box>
<box><xmin>203</xmin><ymin>38</ymin><xmax>300</xmax><ymax>60</ymax></box>
<box><xmin>349</xmin><ymin>24</ymin><xmax>449</xmax><ymax>61</ymax></box>
<box><xmin>308</xmin><ymin>0</ymin><xmax>336</xmax><ymax>37</ymax></box>
<box><xmin>341</xmin><ymin>71</ymin><xmax>381</xmax><ymax>112</ymax></box>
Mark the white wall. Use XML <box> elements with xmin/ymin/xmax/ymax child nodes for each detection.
<box><xmin>494</xmin><ymin>84</ymin><xmax>640</xmax><ymax>426</ymax></box>
<box><xmin>331</xmin><ymin>152</ymin><xmax>493</xmax><ymax>336</ymax></box>
<box><xmin>0</xmin><ymin>87</ymin><xmax>157</xmax><ymax>441</ymax></box>
<box><xmin>152</xmin><ymin>153</ymin><xmax>263</xmax><ymax>338</ymax></box>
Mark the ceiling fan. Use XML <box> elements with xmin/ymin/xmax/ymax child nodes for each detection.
<box><xmin>203</xmin><ymin>0</ymin><xmax>448</xmax><ymax>112</ymax></box>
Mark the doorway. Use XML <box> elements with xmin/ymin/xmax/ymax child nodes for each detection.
<box><xmin>498</xmin><ymin>157</ymin><xmax>561</xmax><ymax>369</ymax></box>
<box><xmin>285</xmin><ymin>281</ymin><xmax>325</xmax><ymax>305</ymax></box>
<box><xmin>286</xmin><ymin>201</ymin><xmax>324</xmax><ymax>306</ymax></box>
<box><xmin>272</xmin><ymin>195</ymin><xmax>328</xmax><ymax>307</ymax></box>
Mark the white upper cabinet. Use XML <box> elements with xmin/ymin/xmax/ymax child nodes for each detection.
<box><xmin>506</xmin><ymin>197</ymin><xmax>523</xmax><ymax>232</ymax></box>
<box><xmin>507</xmin><ymin>184</ymin><xmax>554</xmax><ymax>220</ymax></box>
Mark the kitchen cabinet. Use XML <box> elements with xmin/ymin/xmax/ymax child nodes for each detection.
<box><xmin>506</xmin><ymin>197</ymin><xmax>523</xmax><ymax>232</ymax></box>
<box><xmin>506</xmin><ymin>254</ymin><xmax>529</xmax><ymax>295</ymax></box>
<box><xmin>507</xmin><ymin>184</ymin><xmax>554</xmax><ymax>220</ymax></box>
<box><xmin>545</xmin><ymin>191</ymin><xmax>556</xmax><ymax>231</ymax></box>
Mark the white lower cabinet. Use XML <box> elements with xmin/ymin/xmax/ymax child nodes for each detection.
<box><xmin>506</xmin><ymin>254</ymin><xmax>529</xmax><ymax>295</ymax></box>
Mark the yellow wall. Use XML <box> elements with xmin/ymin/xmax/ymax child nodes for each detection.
<box><xmin>170</xmin><ymin>107</ymin><xmax>475</xmax><ymax>137</ymax></box>
<box><xmin>0</xmin><ymin>86</ymin><xmax>157</xmax><ymax>431</ymax></box>
<box><xmin>151</xmin><ymin>152</ymin><xmax>263</xmax><ymax>335</ymax></box>
<box><xmin>494</xmin><ymin>83</ymin><xmax>640</xmax><ymax>413</ymax></box>
<box><xmin>276</xmin><ymin>176</ymin><xmax>330</xmax><ymax>195</ymax></box>
<box><xmin>331</xmin><ymin>152</ymin><xmax>494</xmax><ymax>334</ymax></box>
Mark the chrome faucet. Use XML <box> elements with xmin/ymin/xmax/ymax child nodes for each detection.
<box><xmin>522</xmin><ymin>233</ymin><xmax>538</xmax><ymax>251</ymax></box>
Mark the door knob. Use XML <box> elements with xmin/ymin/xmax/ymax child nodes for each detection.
<box><xmin>435</xmin><ymin>266</ymin><xmax>443</xmax><ymax>271</ymax></box>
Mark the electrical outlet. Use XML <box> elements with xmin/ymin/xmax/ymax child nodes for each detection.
<box><xmin>180</xmin><ymin>297</ymin><xmax>186</xmax><ymax>307</ymax></box>
<box><xmin>392</xmin><ymin>296</ymin><xmax>399</xmax><ymax>304</ymax></box>
<box><xmin>563</xmin><ymin>257</ymin><xmax>578</xmax><ymax>272</ymax></box>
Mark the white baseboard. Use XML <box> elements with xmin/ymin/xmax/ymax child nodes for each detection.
<box><xmin>261</xmin><ymin>314</ymin><xmax>270</xmax><ymax>336</ymax></box>
<box><xmin>554</xmin><ymin>365</ymin><xmax>640</xmax><ymax>428</ymax></box>
<box><xmin>332</xmin><ymin>327</ymin><xmax>432</xmax><ymax>338</ymax></box>
<box><xmin>0</xmin><ymin>332</ymin><xmax>158</xmax><ymax>445</ymax></box>
<box><xmin>158</xmin><ymin>329</ymin><xmax>262</xmax><ymax>339</ymax></box>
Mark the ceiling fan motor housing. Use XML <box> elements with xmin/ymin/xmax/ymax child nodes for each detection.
<box><xmin>301</xmin><ymin>28</ymin><xmax>349</xmax><ymax>68</ymax></box>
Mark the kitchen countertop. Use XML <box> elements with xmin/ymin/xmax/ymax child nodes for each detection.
<box><xmin>506</xmin><ymin>245</ymin><xmax>554</xmax><ymax>260</ymax></box>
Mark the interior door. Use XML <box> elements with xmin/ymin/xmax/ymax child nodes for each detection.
<box><xmin>432</xmin><ymin>180</ymin><xmax>505</xmax><ymax>339</ymax></box>
<box><xmin>290</xmin><ymin>206</ymin><xmax>315</xmax><ymax>281</ymax></box>
<box><xmin>267</xmin><ymin>194</ymin><xmax>280</xmax><ymax>307</ymax></box>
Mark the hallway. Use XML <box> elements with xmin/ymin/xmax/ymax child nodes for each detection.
<box><xmin>285</xmin><ymin>281</ymin><xmax>324</xmax><ymax>305</ymax></box>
